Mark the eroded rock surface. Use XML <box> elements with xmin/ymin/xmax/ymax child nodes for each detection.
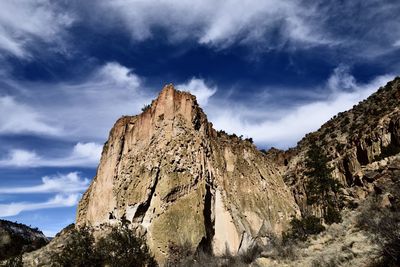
<box><xmin>76</xmin><ymin>85</ymin><xmax>299</xmax><ymax>263</ymax></box>
<box><xmin>266</xmin><ymin>77</ymin><xmax>400</xmax><ymax>215</ymax></box>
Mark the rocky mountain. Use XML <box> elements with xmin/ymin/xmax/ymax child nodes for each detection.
<box><xmin>271</xmin><ymin>77</ymin><xmax>400</xmax><ymax>216</ymax></box>
<box><xmin>0</xmin><ymin>219</ymin><xmax>48</xmax><ymax>261</ymax></box>
<box><xmin>76</xmin><ymin>84</ymin><xmax>299</xmax><ymax>263</ymax></box>
<box><xmin>22</xmin><ymin>77</ymin><xmax>400</xmax><ymax>266</ymax></box>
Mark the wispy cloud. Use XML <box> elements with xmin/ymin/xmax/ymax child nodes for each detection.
<box><xmin>0</xmin><ymin>194</ymin><xmax>80</xmax><ymax>217</ymax></box>
<box><xmin>207</xmin><ymin>67</ymin><xmax>394</xmax><ymax>148</ymax></box>
<box><xmin>86</xmin><ymin>0</ymin><xmax>329</xmax><ymax>49</ymax></box>
<box><xmin>0</xmin><ymin>172</ymin><xmax>89</xmax><ymax>194</ymax></box>
<box><xmin>0</xmin><ymin>142</ymin><xmax>102</xmax><ymax>168</ymax></box>
<box><xmin>1</xmin><ymin>1</ymin><xmax>399</xmax><ymax>59</ymax></box>
<box><xmin>68</xmin><ymin>0</ymin><xmax>400</xmax><ymax>56</ymax></box>
<box><xmin>0</xmin><ymin>62</ymin><xmax>151</xmax><ymax>140</ymax></box>
<box><xmin>0</xmin><ymin>62</ymin><xmax>217</xmax><ymax>142</ymax></box>
<box><xmin>0</xmin><ymin>96</ymin><xmax>60</xmax><ymax>135</ymax></box>
<box><xmin>0</xmin><ymin>0</ymin><xmax>73</xmax><ymax>58</ymax></box>
<box><xmin>1</xmin><ymin>62</ymin><xmax>394</xmax><ymax>150</ymax></box>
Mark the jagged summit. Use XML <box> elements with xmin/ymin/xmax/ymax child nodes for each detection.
<box><xmin>76</xmin><ymin>84</ymin><xmax>299</xmax><ymax>263</ymax></box>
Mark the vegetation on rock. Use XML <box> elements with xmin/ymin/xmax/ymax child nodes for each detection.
<box><xmin>283</xmin><ymin>215</ymin><xmax>325</xmax><ymax>242</ymax></box>
<box><xmin>357</xmin><ymin>177</ymin><xmax>400</xmax><ymax>267</ymax></box>
<box><xmin>96</xmin><ymin>223</ymin><xmax>157</xmax><ymax>267</ymax></box>
<box><xmin>49</xmin><ymin>225</ymin><xmax>157</xmax><ymax>267</ymax></box>
<box><xmin>165</xmin><ymin>242</ymin><xmax>261</xmax><ymax>267</ymax></box>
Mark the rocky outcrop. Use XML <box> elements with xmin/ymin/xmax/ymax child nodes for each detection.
<box><xmin>254</xmin><ymin>155</ymin><xmax>400</xmax><ymax>267</ymax></box>
<box><xmin>268</xmin><ymin>77</ymin><xmax>400</xmax><ymax>214</ymax></box>
<box><xmin>0</xmin><ymin>220</ymin><xmax>48</xmax><ymax>261</ymax></box>
<box><xmin>76</xmin><ymin>84</ymin><xmax>299</xmax><ymax>263</ymax></box>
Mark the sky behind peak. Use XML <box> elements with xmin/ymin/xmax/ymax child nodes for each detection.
<box><xmin>0</xmin><ymin>0</ymin><xmax>399</xmax><ymax>236</ymax></box>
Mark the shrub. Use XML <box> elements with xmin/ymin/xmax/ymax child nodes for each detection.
<box><xmin>50</xmin><ymin>226</ymin><xmax>100</xmax><ymax>267</ymax></box>
<box><xmin>324</xmin><ymin>202</ymin><xmax>342</xmax><ymax>224</ymax></box>
<box><xmin>96</xmin><ymin>224</ymin><xmax>157</xmax><ymax>267</ymax></box>
<box><xmin>374</xmin><ymin>142</ymin><xmax>400</xmax><ymax>161</ymax></box>
<box><xmin>357</xmin><ymin>195</ymin><xmax>400</xmax><ymax>267</ymax></box>
<box><xmin>2</xmin><ymin>254</ymin><xmax>23</xmax><ymax>267</ymax></box>
<box><xmin>50</xmin><ymin>224</ymin><xmax>157</xmax><ymax>267</ymax></box>
<box><xmin>165</xmin><ymin>242</ymin><xmax>193</xmax><ymax>266</ymax></box>
<box><xmin>165</xmin><ymin>242</ymin><xmax>257</xmax><ymax>267</ymax></box>
<box><xmin>283</xmin><ymin>215</ymin><xmax>325</xmax><ymax>242</ymax></box>
<box><xmin>141</xmin><ymin>104</ymin><xmax>151</xmax><ymax>112</ymax></box>
<box><xmin>245</xmin><ymin>137</ymin><xmax>254</xmax><ymax>144</ymax></box>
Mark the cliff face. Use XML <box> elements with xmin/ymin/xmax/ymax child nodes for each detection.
<box><xmin>272</xmin><ymin>77</ymin><xmax>400</xmax><ymax>214</ymax></box>
<box><xmin>76</xmin><ymin>85</ymin><xmax>299</xmax><ymax>262</ymax></box>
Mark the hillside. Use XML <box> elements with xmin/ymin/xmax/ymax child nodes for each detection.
<box><xmin>0</xmin><ymin>219</ymin><xmax>48</xmax><ymax>262</ymax></box>
<box><xmin>275</xmin><ymin>77</ymin><xmax>400</xmax><ymax>214</ymax></box>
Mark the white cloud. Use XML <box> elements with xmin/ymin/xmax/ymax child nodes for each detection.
<box><xmin>0</xmin><ymin>96</ymin><xmax>60</xmax><ymax>135</ymax></box>
<box><xmin>207</xmin><ymin>67</ymin><xmax>394</xmax><ymax>148</ymax></box>
<box><xmin>1</xmin><ymin>60</ymin><xmax>395</xmax><ymax>150</ymax></box>
<box><xmin>0</xmin><ymin>194</ymin><xmax>80</xmax><ymax>217</ymax></box>
<box><xmin>0</xmin><ymin>150</ymin><xmax>41</xmax><ymax>167</ymax></box>
<box><xmin>0</xmin><ymin>142</ymin><xmax>102</xmax><ymax>168</ymax></box>
<box><xmin>0</xmin><ymin>0</ymin><xmax>73</xmax><ymax>58</ymax></box>
<box><xmin>176</xmin><ymin>78</ymin><xmax>216</xmax><ymax>106</ymax></box>
<box><xmin>0</xmin><ymin>172</ymin><xmax>89</xmax><ymax>194</ymax></box>
<box><xmin>71</xmin><ymin>0</ymin><xmax>400</xmax><ymax>56</ymax></box>
<box><xmin>0</xmin><ymin>62</ymin><xmax>152</xmax><ymax>140</ymax></box>
<box><xmin>93</xmin><ymin>0</ymin><xmax>328</xmax><ymax>49</ymax></box>
<box><xmin>95</xmin><ymin>62</ymin><xmax>141</xmax><ymax>89</ymax></box>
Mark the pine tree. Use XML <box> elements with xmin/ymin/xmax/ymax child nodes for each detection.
<box><xmin>305</xmin><ymin>143</ymin><xmax>342</xmax><ymax>224</ymax></box>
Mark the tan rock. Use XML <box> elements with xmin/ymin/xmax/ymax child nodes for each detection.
<box><xmin>76</xmin><ymin>84</ymin><xmax>299</xmax><ymax>263</ymax></box>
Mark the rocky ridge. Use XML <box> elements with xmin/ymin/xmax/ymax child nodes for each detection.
<box><xmin>269</xmin><ymin>77</ymin><xmax>400</xmax><ymax>215</ymax></box>
<box><xmin>76</xmin><ymin>84</ymin><xmax>299</xmax><ymax>263</ymax></box>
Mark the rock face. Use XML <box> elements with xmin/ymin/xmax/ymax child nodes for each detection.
<box><xmin>268</xmin><ymin>77</ymin><xmax>400</xmax><ymax>215</ymax></box>
<box><xmin>76</xmin><ymin>84</ymin><xmax>299</xmax><ymax>262</ymax></box>
<box><xmin>0</xmin><ymin>219</ymin><xmax>48</xmax><ymax>261</ymax></box>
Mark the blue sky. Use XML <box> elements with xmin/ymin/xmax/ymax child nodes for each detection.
<box><xmin>0</xmin><ymin>0</ymin><xmax>399</xmax><ymax>236</ymax></box>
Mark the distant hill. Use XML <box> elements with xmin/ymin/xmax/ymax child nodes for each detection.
<box><xmin>0</xmin><ymin>219</ymin><xmax>48</xmax><ymax>261</ymax></box>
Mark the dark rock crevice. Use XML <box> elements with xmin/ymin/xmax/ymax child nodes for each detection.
<box><xmin>197</xmin><ymin>183</ymin><xmax>215</xmax><ymax>254</ymax></box>
<box><xmin>343</xmin><ymin>158</ymin><xmax>354</xmax><ymax>186</ymax></box>
<box><xmin>356</xmin><ymin>144</ymin><xmax>369</xmax><ymax>166</ymax></box>
<box><xmin>132</xmin><ymin>166</ymin><xmax>162</xmax><ymax>223</ymax></box>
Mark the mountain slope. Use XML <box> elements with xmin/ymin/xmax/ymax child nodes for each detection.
<box><xmin>269</xmin><ymin>77</ymin><xmax>400</xmax><ymax>215</ymax></box>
